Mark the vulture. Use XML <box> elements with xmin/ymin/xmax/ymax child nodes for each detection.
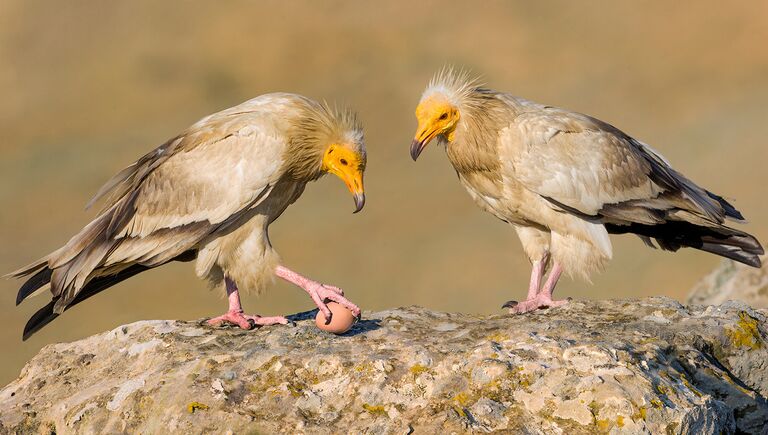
<box><xmin>410</xmin><ymin>69</ymin><xmax>763</xmax><ymax>314</ymax></box>
<box><xmin>9</xmin><ymin>93</ymin><xmax>365</xmax><ymax>339</ymax></box>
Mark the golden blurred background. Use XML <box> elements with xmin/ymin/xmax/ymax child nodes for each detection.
<box><xmin>1</xmin><ymin>1</ymin><xmax>766</xmax><ymax>384</ymax></box>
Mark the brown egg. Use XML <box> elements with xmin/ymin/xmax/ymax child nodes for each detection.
<box><xmin>315</xmin><ymin>302</ymin><xmax>356</xmax><ymax>334</ymax></box>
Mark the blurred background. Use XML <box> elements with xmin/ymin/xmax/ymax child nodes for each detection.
<box><xmin>1</xmin><ymin>1</ymin><xmax>766</xmax><ymax>384</ymax></box>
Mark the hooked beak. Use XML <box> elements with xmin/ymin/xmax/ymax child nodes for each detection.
<box><xmin>411</xmin><ymin>124</ymin><xmax>438</xmax><ymax>161</ymax></box>
<box><xmin>410</xmin><ymin>138</ymin><xmax>426</xmax><ymax>161</ymax></box>
<box><xmin>339</xmin><ymin>168</ymin><xmax>365</xmax><ymax>214</ymax></box>
<box><xmin>322</xmin><ymin>145</ymin><xmax>366</xmax><ymax>213</ymax></box>
<box><xmin>353</xmin><ymin>191</ymin><xmax>365</xmax><ymax>214</ymax></box>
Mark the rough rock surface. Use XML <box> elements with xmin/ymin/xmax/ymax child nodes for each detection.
<box><xmin>1</xmin><ymin>298</ymin><xmax>768</xmax><ymax>434</ymax></box>
<box><xmin>688</xmin><ymin>257</ymin><xmax>768</xmax><ymax>308</ymax></box>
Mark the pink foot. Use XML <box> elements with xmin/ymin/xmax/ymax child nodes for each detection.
<box><xmin>306</xmin><ymin>282</ymin><xmax>361</xmax><ymax>322</ymax></box>
<box><xmin>275</xmin><ymin>265</ymin><xmax>361</xmax><ymax>322</ymax></box>
<box><xmin>207</xmin><ymin>310</ymin><xmax>289</xmax><ymax>330</ymax></box>
<box><xmin>502</xmin><ymin>296</ymin><xmax>571</xmax><ymax>314</ymax></box>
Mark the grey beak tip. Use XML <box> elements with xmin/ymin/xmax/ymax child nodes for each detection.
<box><xmin>410</xmin><ymin>139</ymin><xmax>424</xmax><ymax>161</ymax></box>
<box><xmin>353</xmin><ymin>193</ymin><xmax>365</xmax><ymax>214</ymax></box>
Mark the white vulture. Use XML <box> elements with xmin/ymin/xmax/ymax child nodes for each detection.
<box><xmin>410</xmin><ymin>69</ymin><xmax>763</xmax><ymax>313</ymax></box>
<box><xmin>9</xmin><ymin>93</ymin><xmax>366</xmax><ymax>339</ymax></box>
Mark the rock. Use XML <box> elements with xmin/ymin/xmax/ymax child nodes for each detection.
<box><xmin>687</xmin><ymin>257</ymin><xmax>768</xmax><ymax>308</ymax></box>
<box><xmin>1</xmin><ymin>298</ymin><xmax>767</xmax><ymax>434</ymax></box>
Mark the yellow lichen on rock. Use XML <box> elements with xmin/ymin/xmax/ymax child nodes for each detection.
<box><xmin>595</xmin><ymin>419</ymin><xmax>610</xmax><ymax>431</ymax></box>
<box><xmin>679</xmin><ymin>373</ymin><xmax>703</xmax><ymax>397</ymax></box>
<box><xmin>186</xmin><ymin>402</ymin><xmax>208</xmax><ymax>413</ymax></box>
<box><xmin>486</xmin><ymin>332</ymin><xmax>509</xmax><ymax>343</ymax></box>
<box><xmin>726</xmin><ymin>311</ymin><xmax>763</xmax><ymax>350</ymax></box>
<box><xmin>362</xmin><ymin>403</ymin><xmax>387</xmax><ymax>416</ymax></box>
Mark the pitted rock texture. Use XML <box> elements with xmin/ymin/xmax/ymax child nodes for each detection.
<box><xmin>688</xmin><ymin>257</ymin><xmax>768</xmax><ymax>309</ymax></box>
<box><xmin>1</xmin><ymin>298</ymin><xmax>767</xmax><ymax>434</ymax></box>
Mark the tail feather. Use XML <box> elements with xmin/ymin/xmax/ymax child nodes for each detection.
<box><xmin>21</xmin><ymin>250</ymin><xmax>195</xmax><ymax>340</ymax></box>
<box><xmin>16</xmin><ymin>267</ymin><xmax>52</xmax><ymax>305</ymax></box>
<box><xmin>606</xmin><ymin>220</ymin><xmax>763</xmax><ymax>268</ymax></box>
<box><xmin>699</xmin><ymin>233</ymin><xmax>763</xmax><ymax>254</ymax></box>
<box><xmin>22</xmin><ymin>264</ymin><xmax>150</xmax><ymax>340</ymax></box>
<box><xmin>697</xmin><ymin>242</ymin><xmax>762</xmax><ymax>268</ymax></box>
<box><xmin>22</xmin><ymin>301</ymin><xmax>58</xmax><ymax>341</ymax></box>
<box><xmin>4</xmin><ymin>258</ymin><xmax>48</xmax><ymax>279</ymax></box>
<box><xmin>706</xmin><ymin>191</ymin><xmax>745</xmax><ymax>222</ymax></box>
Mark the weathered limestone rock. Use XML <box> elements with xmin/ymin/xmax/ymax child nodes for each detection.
<box><xmin>688</xmin><ymin>257</ymin><xmax>768</xmax><ymax>308</ymax></box>
<box><xmin>1</xmin><ymin>298</ymin><xmax>767</xmax><ymax>434</ymax></box>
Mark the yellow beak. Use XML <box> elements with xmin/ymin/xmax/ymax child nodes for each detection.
<box><xmin>322</xmin><ymin>145</ymin><xmax>366</xmax><ymax>213</ymax></box>
<box><xmin>332</xmin><ymin>165</ymin><xmax>365</xmax><ymax>213</ymax></box>
<box><xmin>411</xmin><ymin>121</ymin><xmax>438</xmax><ymax>161</ymax></box>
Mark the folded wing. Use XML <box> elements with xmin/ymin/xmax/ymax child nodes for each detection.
<box><xmin>507</xmin><ymin>106</ymin><xmax>762</xmax><ymax>266</ymax></box>
<box><xmin>11</xmin><ymin>106</ymin><xmax>289</xmax><ymax>337</ymax></box>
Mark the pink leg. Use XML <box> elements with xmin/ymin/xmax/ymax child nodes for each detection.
<box><xmin>207</xmin><ymin>278</ymin><xmax>289</xmax><ymax>329</ymax></box>
<box><xmin>275</xmin><ymin>265</ymin><xmax>361</xmax><ymax>323</ymax></box>
<box><xmin>502</xmin><ymin>255</ymin><xmax>547</xmax><ymax>310</ymax></box>
<box><xmin>526</xmin><ymin>254</ymin><xmax>548</xmax><ymax>300</ymax></box>
<box><xmin>503</xmin><ymin>262</ymin><xmax>570</xmax><ymax>314</ymax></box>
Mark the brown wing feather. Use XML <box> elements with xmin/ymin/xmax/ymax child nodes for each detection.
<box><xmin>506</xmin><ymin>104</ymin><xmax>762</xmax><ymax>266</ymax></box>
<box><xmin>509</xmin><ymin>107</ymin><xmax>736</xmax><ymax>224</ymax></box>
<box><xmin>14</xmin><ymin>97</ymin><xmax>293</xmax><ymax>314</ymax></box>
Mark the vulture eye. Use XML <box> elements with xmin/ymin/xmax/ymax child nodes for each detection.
<box><xmin>439</xmin><ymin>112</ymin><xmax>448</xmax><ymax>120</ymax></box>
<box><xmin>340</xmin><ymin>158</ymin><xmax>348</xmax><ymax>166</ymax></box>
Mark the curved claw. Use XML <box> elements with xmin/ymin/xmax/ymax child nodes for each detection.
<box><xmin>307</xmin><ymin>283</ymin><xmax>361</xmax><ymax>322</ymax></box>
<box><xmin>501</xmin><ymin>300</ymin><xmax>518</xmax><ymax>309</ymax></box>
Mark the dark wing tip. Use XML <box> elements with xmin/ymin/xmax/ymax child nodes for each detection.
<box><xmin>23</xmin><ymin>301</ymin><xmax>58</xmax><ymax>341</ymax></box>
<box><xmin>16</xmin><ymin>268</ymin><xmax>52</xmax><ymax>306</ymax></box>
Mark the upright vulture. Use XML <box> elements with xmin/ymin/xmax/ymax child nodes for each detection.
<box><xmin>410</xmin><ymin>69</ymin><xmax>762</xmax><ymax>313</ymax></box>
<box><xmin>10</xmin><ymin>93</ymin><xmax>365</xmax><ymax>339</ymax></box>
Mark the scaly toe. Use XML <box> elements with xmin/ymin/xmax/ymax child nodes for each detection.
<box><xmin>244</xmin><ymin>315</ymin><xmax>290</xmax><ymax>326</ymax></box>
<box><xmin>540</xmin><ymin>298</ymin><xmax>571</xmax><ymax>308</ymax></box>
<box><xmin>207</xmin><ymin>312</ymin><xmax>253</xmax><ymax>330</ymax></box>
<box><xmin>507</xmin><ymin>300</ymin><xmax>540</xmax><ymax>314</ymax></box>
<box><xmin>507</xmin><ymin>297</ymin><xmax>570</xmax><ymax>314</ymax></box>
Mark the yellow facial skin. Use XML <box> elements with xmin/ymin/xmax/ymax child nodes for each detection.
<box><xmin>322</xmin><ymin>144</ymin><xmax>366</xmax><ymax>213</ymax></box>
<box><xmin>411</xmin><ymin>96</ymin><xmax>460</xmax><ymax>161</ymax></box>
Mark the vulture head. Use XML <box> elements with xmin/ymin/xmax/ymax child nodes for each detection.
<box><xmin>290</xmin><ymin>101</ymin><xmax>367</xmax><ymax>213</ymax></box>
<box><xmin>322</xmin><ymin>142</ymin><xmax>366</xmax><ymax>213</ymax></box>
<box><xmin>411</xmin><ymin>68</ymin><xmax>478</xmax><ymax>161</ymax></box>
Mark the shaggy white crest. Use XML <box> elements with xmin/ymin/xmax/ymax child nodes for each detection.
<box><xmin>421</xmin><ymin>66</ymin><xmax>483</xmax><ymax>107</ymax></box>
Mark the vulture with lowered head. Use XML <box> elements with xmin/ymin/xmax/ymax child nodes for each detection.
<box><xmin>10</xmin><ymin>93</ymin><xmax>365</xmax><ymax>339</ymax></box>
<box><xmin>410</xmin><ymin>68</ymin><xmax>762</xmax><ymax>314</ymax></box>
